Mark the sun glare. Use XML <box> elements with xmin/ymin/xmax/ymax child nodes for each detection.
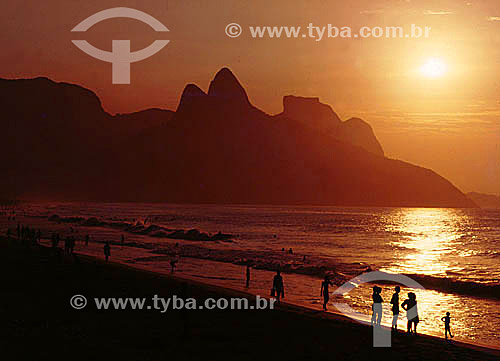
<box><xmin>420</xmin><ymin>58</ymin><xmax>447</xmax><ymax>78</ymax></box>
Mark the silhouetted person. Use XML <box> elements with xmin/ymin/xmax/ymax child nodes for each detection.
<box><xmin>121</xmin><ymin>234</ymin><xmax>125</xmax><ymax>246</ymax></box>
<box><xmin>441</xmin><ymin>312</ymin><xmax>454</xmax><ymax>340</ymax></box>
<box><xmin>6</xmin><ymin>228</ymin><xmax>11</xmax><ymax>241</ymax></box>
<box><xmin>288</xmin><ymin>248</ymin><xmax>293</xmax><ymax>254</ymax></box>
<box><xmin>245</xmin><ymin>265</ymin><xmax>251</xmax><ymax>288</ymax></box>
<box><xmin>302</xmin><ymin>255</ymin><xmax>306</xmax><ymax>262</ymax></box>
<box><xmin>390</xmin><ymin>286</ymin><xmax>401</xmax><ymax>331</ymax></box>
<box><xmin>85</xmin><ymin>234</ymin><xmax>89</xmax><ymax>246</ymax></box>
<box><xmin>69</xmin><ymin>236</ymin><xmax>75</xmax><ymax>254</ymax></box>
<box><xmin>16</xmin><ymin>223</ymin><xmax>20</xmax><ymax>238</ymax></box>
<box><xmin>320</xmin><ymin>275</ymin><xmax>333</xmax><ymax>311</ymax></box>
<box><xmin>64</xmin><ymin>237</ymin><xmax>70</xmax><ymax>254</ymax></box>
<box><xmin>36</xmin><ymin>229</ymin><xmax>41</xmax><ymax>243</ymax></box>
<box><xmin>104</xmin><ymin>242</ymin><xmax>111</xmax><ymax>262</ymax></box>
<box><xmin>371</xmin><ymin>286</ymin><xmax>383</xmax><ymax>326</ymax></box>
<box><xmin>402</xmin><ymin>292</ymin><xmax>419</xmax><ymax>334</ymax></box>
<box><xmin>51</xmin><ymin>233</ymin><xmax>57</xmax><ymax>248</ymax></box>
<box><xmin>170</xmin><ymin>258</ymin><xmax>178</xmax><ymax>273</ymax></box>
<box><xmin>272</xmin><ymin>270</ymin><xmax>285</xmax><ymax>304</ymax></box>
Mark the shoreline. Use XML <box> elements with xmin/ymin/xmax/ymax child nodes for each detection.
<box><xmin>26</xmin><ymin>212</ymin><xmax>500</xmax><ymax>301</ymax></box>
<box><xmin>2</xmin><ymin>235</ymin><xmax>498</xmax><ymax>360</ymax></box>
<box><xmin>79</xmin><ymin>249</ymin><xmax>500</xmax><ymax>356</ymax></box>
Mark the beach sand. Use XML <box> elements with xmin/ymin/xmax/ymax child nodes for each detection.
<box><xmin>1</xmin><ymin>236</ymin><xmax>498</xmax><ymax>361</ymax></box>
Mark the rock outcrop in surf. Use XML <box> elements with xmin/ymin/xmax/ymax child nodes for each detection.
<box><xmin>47</xmin><ymin>215</ymin><xmax>234</xmax><ymax>242</ymax></box>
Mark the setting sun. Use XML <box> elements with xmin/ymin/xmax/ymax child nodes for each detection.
<box><xmin>420</xmin><ymin>58</ymin><xmax>448</xmax><ymax>78</ymax></box>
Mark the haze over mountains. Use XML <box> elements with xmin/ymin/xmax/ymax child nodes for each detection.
<box><xmin>467</xmin><ymin>192</ymin><xmax>500</xmax><ymax>209</ymax></box>
<box><xmin>0</xmin><ymin>68</ymin><xmax>475</xmax><ymax>207</ymax></box>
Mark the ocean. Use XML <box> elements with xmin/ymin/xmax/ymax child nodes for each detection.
<box><xmin>4</xmin><ymin>203</ymin><xmax>500</xmax><ymax>348</ymax></box>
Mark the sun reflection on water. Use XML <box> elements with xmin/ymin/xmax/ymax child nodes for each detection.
<box><xmin>382</xmin><ymin>208</ymin><xmax>466</xmax><ymax>276</ymax></box>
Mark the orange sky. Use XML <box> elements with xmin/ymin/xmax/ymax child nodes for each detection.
<box><xmin>1</xmin><ymin>0</ymin><xmax>499</xmax><ymax>195</ymax></box>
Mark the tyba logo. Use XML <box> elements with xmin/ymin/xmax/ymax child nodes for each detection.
<box><xmin>332</xmin><ymin>271</ymin><xmax>425</xmax><ymax>347</ymax></box>
<box><xmin>71</xmin><ymin>7</ymin><xmax>169</xmax><ymax>84</ymax></box>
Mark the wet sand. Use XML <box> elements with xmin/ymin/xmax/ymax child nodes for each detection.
<box><xmin>1</xmin><ymin>236</ymin><xmax>498</xmax><ymax>361</ymax></box>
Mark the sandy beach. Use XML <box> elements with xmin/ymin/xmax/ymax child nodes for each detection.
<box><xmin>1</xmin><ymin>236</ymin><xmax>498</xmax><ymax>361</ymax></box>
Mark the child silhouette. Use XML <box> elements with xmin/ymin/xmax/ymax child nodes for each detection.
<box><xmin>441</xmin><ymin>312</ymin><xmax>454</xmax><ymax>340</ymax></box>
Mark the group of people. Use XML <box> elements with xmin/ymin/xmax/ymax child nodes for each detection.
<box><xmin>375</xmin><ymin>286</ymin><xmax>420</xmax><ymax>334</ymax></box>
<box><xmin>376</xmin><ymin>285</ymin><xmax>454</xmax><ymax>339</ymax></box>
<box><xmin>9</xmin><ymin>223</ymin><xmax>42</xmax><ymax>245</ymax></box>
<box><xmin>7</xmin><ymin>222</ymin><xmax>117</xmax><ymax>263</ymax></box>
<box><xmin>264</xmin><ymin>271</ymin><xmax>455</xmax><ymax>341</ymax></box>
<box><xmin>386</xmin><ymin>286</ymin><xmax>419</xmax><ymax>334</ymax></box>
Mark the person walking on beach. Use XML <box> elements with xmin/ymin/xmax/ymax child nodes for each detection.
<box><xmin>371</xmin><ymin>286</ymin><xmax>383</xmax><ymax>326</ymax></box>
<box><xmin>121</xmin><ymin>234</ymin><xmax>125</xmax><ymax>246</ymax></box>
<box><xmin>402</xmin><ymin>292</ymin><xmax>419</xmax><ymax>335</ymax></box>
<box><xmin>441</xmin><ymin>312</ymin><xmax>454</xmax><ymax>341</ymax></box>
<box><xmin>69</xmin><ymin>236</ymin><xmax>75</xmax><ymax>254</ymax></box>
<box><xmin>64</xmin><ymin>237</ymin><xmax>70</xmax><ymax>254</ymax></box>
<box><xmin>245</xmin><ymin>264</ymin><xmax>251</xmax><ymax>288</ymax></box>
<box><xmin>271</xmin><ymin>270</ymin><xmax>285</xmax><ymax>304</ymax></box>
<box><xmin>390</xmin><ymin>286</ymin><xmax>401</xmax><ymax>331</ymax></box>
<box><xmin>85</xmin><ymin>234</ymin><xmax>89</xmax><ymax>247</ymax></box>
<box><xmin>320</xmin><ymin>275</ymin><xmax>333</xmax><ymax>311</ymax></box>
<box><xmin>104</xmin><ymin>241</ymin><xmax>111</xmax><ymax>262</ymax></box>
<box><xmin>170</xmin><ymin>258</ymin><xmax>178</xmax><ymax>273</ymax></box>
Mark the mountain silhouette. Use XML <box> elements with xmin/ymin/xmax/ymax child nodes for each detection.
<box><xmin>0</xmin><ymin>69</ymin><xmax>476</xmax><ymax>207</ymax></box>
<box><xmin>275</xmin><ymin>96</ymin><xmax>384</xmax><ymax>156</ymax></box>
<box><xmin>467</xmin><ymin>192</ymin><xmax>500</xmax><ymax>209</ymax></box>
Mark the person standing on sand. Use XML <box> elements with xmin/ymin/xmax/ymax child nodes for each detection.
<box><xmin>271</xmin><ymin>270</ymin><xmax>285</xmax><ymax>304</ymax></box>
<box><xmin>64</xmin><ymin>237</ymin><xmax>70</xmax><ymax>254</ymax></box>
<box><xmin>390</xmin><ymin>286</ymin><xmax>401</xmax><ymax>331</ymax></box>
<box><xmin>85</xmin><ymin>234</ymin><xmax>89</xmax><ymax>247</ymax></box>
<box><xmin>70</xmin><ymin>236</ymin><xmax>75</xmax><ymax>254</ymax></box>
<box><xmin>402</xmin><ymin>292</ymin><xmax>419</xmax><ymax>335</ymax></box>
<box><xmin>245</xmin><ymin>265</ymin><xmax>251</xmax><ymax>288</ymax></box>
<box><xmin>121</xmin><ymin>234</ymin><xmax>125</xmax><ymax>246</ymax></box>
<box><xmin>320</xmin><ymin>275</ymin><xmax>333</xmax><ymax>311</ymax></box>
<box><xmin>441</xmin><ymin>312</ymin><xmax>454</xmax><ymax>341</ymax></box>
<box><xmin>104</xmin><ymin>241</ymin><xmax>111</xmax><ymax>262</ymax></box>
<box><xmin>170</xmin><ymin>258</ymin><xmax>178</xmax><ymax>273</ymax></box>
<box><xmin>371</xmin><ymin>286</ymin><xmax>383</xmax><ymax>326</ymax></box>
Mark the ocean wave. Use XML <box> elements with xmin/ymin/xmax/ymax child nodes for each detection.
<box><xmin>404</xmin><ymin>273</ymin><xmax>500</xmax><ymax>300</ymax></box>
<box><xmin>46</xmin><ymin>213</ymin><xmax>500</xmax><ymax>300</ymax></box>
<box><xmin>47</xmin><ymin>214</ymin><xmax>234</xmax><ymax>243</ymax></box>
